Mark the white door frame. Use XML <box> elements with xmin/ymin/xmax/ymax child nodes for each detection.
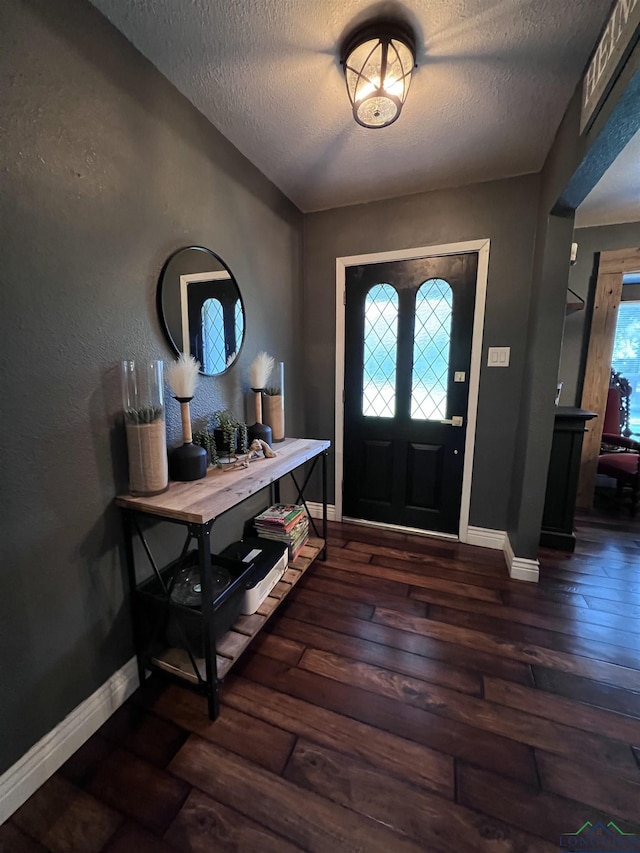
<box><xmin>334</xmin><ymin>239</ymin><xmax>490</xmax><ymax>543</ymax></box>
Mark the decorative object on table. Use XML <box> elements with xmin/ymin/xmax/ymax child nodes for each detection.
<box><xmin>121</xmin><ymin>360</ymin><xmax>169</xmax><ymax>496</ymax></box>
<box><xmin>262</xmin><ymin>363</ymin><xmax>285</xmax><ymax>442</ymax></box>
<box><xmin>247</xmin><ymin>351</ymin><xmax>274</xmax><ymax>446</ymax></box>
<box><xmin>193</xmin><ymin>427</ymin><xmax>220</xmax><ymax>468</ymax></box>
<box><xmin>254</xmin><ymin>504</ymin><xmax>309</xmax><ymax>561</ymax></box>
<box><xmin>193</xmin><ymin>410</ymin><xmax>248</xmax><ymax>469</ymax></box>
<box><xmin>249</xmin><ymin>438</ymin><xmax>277</xmax><ymax>459</ymax></box>
<box><xmin>167</xmin><ymin>354</ymin><xmax>207</xmax><ymax>481</ymax></box>
<box><xmin>213</xmin><ymin>408</ymin><xmax>249</xmax><ymax>462</ymax></box>
<box><xmin>226</xmin><ymin>454</ymin><xmax>251</xmax><ymax>470</ymax></box>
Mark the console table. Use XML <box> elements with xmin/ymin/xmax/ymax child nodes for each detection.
<box><xmin>116</xmin><ymin>437</ymin><xmax>329</xmax><ymax>719</ymax></box>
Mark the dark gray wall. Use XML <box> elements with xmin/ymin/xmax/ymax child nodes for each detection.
<box><xmin>0</xmin><ymin>0</ymin><xmax>302</xmax><ymax>775</ymax></box>
<box><xmin>559</xmin><ymin>221</ymin><xmax>640</xmax><ymax>405</ymax></box>
<box><xmin>507</xmin><ymin>41</ymin><xmax>640</xmax><ymax>558</ymax></box>
<box><xmin>303</xmin><ymin>174</ymin><xmax>540</xmax><ymax>531</ymax></box>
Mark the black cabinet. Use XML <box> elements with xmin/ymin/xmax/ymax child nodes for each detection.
<box><xmin>540</xmin><ymin>407</ymin><xmax>597</xmax><ymax>551</ymax></box>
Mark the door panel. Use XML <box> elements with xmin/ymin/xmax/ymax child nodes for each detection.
<box><xmin>361</xmin><ymin>440</ymin><xmax>394</xmax><ymax>504</ymax></box>
<box><xmin>406</xmin><ymin>442</ymin><xmax>443</xmax><ymax>510</ymax></box>
<box><xmin>343</xmin><ymin>253</ymin><xmax>477</xmax><ymax>534</ymax></box>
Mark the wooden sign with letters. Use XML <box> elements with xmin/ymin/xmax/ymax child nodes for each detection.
<box><xmin>580</xmin><ymin>0</ymin><xmax>640</xmax><ymax>133</ymax></box>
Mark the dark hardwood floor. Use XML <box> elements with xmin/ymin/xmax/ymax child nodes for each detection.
<box><xmin>3</xmin><ymin>513</ymin><xmax>640</xmax><ymax>852</ymax></box>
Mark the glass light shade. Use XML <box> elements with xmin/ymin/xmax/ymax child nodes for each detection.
<box><xmin>342</xmin><ymin>24</ymin><xmax>416</xmax><ymax>128</ymax></box>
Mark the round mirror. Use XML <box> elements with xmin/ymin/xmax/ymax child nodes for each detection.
<box><xmin>158</xmin><ymin>246</ymin><xmax>245</xmax><ymax>376</ymax></box>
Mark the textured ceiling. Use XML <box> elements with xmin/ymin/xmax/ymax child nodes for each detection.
<box><xmin>575</xmin><ymin>129</ymin><xmax>640</xmax><ymax>228</ymax></box>
<box><xmin>89</xmin><ymin>0</ymin><xmax>613</xmax><ymax>213</ymax></box>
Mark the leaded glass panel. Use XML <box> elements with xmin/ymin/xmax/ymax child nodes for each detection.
<box><xmin>411</xmin><ymin>279</ymin><xmax>452</xmax><ymax>420</ymax></box>
<box><xmin>363</xmin><ymin>283</ymin><xmax>398</xmax><ymax>417</ymax></box>
<box><xmin>201</xmin><ymin>298</ymin><xmax>225</xmax><ymax>374</ymax></box>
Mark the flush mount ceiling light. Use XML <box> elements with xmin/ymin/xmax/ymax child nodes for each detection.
<box><xmin>340</xmin><ymin>20</ymin><xmax>417</xmax><ymax>129</ymax></box>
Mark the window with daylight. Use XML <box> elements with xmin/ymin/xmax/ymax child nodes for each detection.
<box><xmin>201</xmin><ymin>298</ymin><xmax>226</xmax><ymax>375</ymax></box>
<box><xmin>611</xmin><ymin>300</ymin><xmax>640</xmax><ymax>437</ymax></box>
<box><xmin>362</xmin><ymin>283</ymin><xmax>399</xmax><ymax>417</ymax></box>
<box><xmin>411</xmin><ymin>278</ymin><xmax>452</xmax><ymax>420</ymax></box>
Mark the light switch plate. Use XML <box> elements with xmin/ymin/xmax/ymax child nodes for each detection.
<box><xmin>487</xmin><ymin>346</ymin><xmax>510</xmax><ymax>367</ymax></box>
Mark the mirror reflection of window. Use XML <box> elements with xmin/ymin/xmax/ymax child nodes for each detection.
<box><xmin>201</xmin><ymin>298</ymin><xmax>226</xmax><ymax>374</ymax></box>
<box><xmin>183</xmin><ymin>274</ymin><xmax>243</xmax><ymax>374</ymax></box>
<box><xmin>159</xmin><ymin>248</ymin><xmax>245</xmax><ymax>376</ymax></box>
<box><xmin>235</xmin><ymin>299</ymin><xmax>244</xmax><ymax>355</ymax></box>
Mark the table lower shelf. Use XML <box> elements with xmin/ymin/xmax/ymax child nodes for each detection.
<box><xmin>150</xmin><ymin>537</ymin><xmax>324</xmax><ymax>684</ymax></box>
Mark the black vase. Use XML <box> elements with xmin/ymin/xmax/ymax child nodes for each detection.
<box><xmin>169</xmin><ymin>442</ymin><xmax>207</xmax><ymax>481</ymax></box>
<box><xmin>247</xmin><ymin>422</ymin><xmax>273</xmax><ymax>446</ymax></box>
<box><xmin>248</xmin><ymin>387</ymin><xmax>273</xmax><ymax>447</ymax></box>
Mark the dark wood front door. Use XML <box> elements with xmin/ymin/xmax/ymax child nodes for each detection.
<box><xmin>343</xmin><ymin>253</ymin><xmax>478</xmax><ymax>534</ymax></box>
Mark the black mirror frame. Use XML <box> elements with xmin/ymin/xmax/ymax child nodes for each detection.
<box><xmin>157</xmin><ymin>245</ymin><xmax>246</xmax><ymax>376</ymax></box>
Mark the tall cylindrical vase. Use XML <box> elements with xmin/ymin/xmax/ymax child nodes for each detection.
<box><xmin>262</xmin><ymin>362</ymin><xmax>285</xmax><ymax>442</ymax></box>
<box><xmin>121</xmin><ymin>360</ymin><xmax>169</xmax><ymax>496</ymax></box>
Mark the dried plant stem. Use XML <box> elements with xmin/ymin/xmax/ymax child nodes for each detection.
<box><xmin>180</xmin><ymin>401</ymin><xmax>193</xmax><ymax>443</ymax></box>
<box><xmin>168</xmin><ymin>354</ymin><xmax>200</xmax><ymax>399</ymax></box>
<box><xmin>249</xmin><ymin>351</ymin><xmax>274</xmax><ymax>389</ymax></box>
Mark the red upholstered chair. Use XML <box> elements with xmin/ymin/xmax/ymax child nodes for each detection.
<box><xmin>598</xmin><ymin>387</ymin><xmax>640</xmax><ymax>515</ymax></box>
<box><xmin>602</xmin><ymin>387</ymin><xmax>624</xmax><ymax>437</ymax></box>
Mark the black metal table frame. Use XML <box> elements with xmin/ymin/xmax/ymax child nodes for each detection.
<box><xmin>121</xmin><ymin>450</ymin><xmax>328</xmax><ymax>719</ymax></box>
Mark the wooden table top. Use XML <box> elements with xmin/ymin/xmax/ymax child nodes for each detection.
<box><xmin>115</xmin><ymin>437</ymin><xmax>330</xmax><ymax>525</ymax></box>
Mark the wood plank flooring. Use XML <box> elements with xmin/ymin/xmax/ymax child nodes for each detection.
<box><xmin>3</xmin><ymin>513</ymin><xmax>640</xmax><ymax>852</ymax></box>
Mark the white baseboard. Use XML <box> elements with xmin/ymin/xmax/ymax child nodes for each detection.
<box><xmin>0</xmin><ymin>657</ymin><xmax>139</xmax><ymax>824</ymax></box>
<box><xmin>465</xmin><ymin>526</ymin><xmax>506</xmax><ymax>550</ymax></box>
<box><xmin>343</xmin><ymin>516</ymin><xmax>458</xmax><ymax>540</ymax></box>
<box><xmin>305</xmin><ymin>510</ymin><xmax>510</xmax><ymax>556</ymax></box>
<box><xmin>504</xmin><ymin>535</ymin><xmax>540</xmax><ymax>582</ymax></box>
<box><xmin>305</xmin><ymin>502</ymin><xmax>337</xmax><ymax>522</ymax></box>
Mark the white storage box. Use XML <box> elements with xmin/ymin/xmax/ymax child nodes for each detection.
<box><xmin>219</xmin><ymin>538</ymin><xmax>288</xmax><ymax>615</ymax></box>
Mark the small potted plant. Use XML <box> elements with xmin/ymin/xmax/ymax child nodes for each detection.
<box><xmin>213</xmin><ymin>409</ymin><xmax>248</xmax><ymax>461</ymax></box>
<box><xmin>193</xmin><ymin>427</ymin><xmax>220</xmax><ymax>468</ymax></box>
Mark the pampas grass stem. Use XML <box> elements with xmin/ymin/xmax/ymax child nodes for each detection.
<box><xmin>249</xmin><ymin>351</ymin><xmax>274</xmax><ymax>389</ymax></box>
<box><xmin>168</xmin><ymin>353</ymin><xmax>200</xmax><ymax>399</ymax></box>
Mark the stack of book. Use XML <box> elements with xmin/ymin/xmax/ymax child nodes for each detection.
<box><xmin>254</xmin><ymin>504</ymin><xmax>309</xmax><ymax>561</ymax></box>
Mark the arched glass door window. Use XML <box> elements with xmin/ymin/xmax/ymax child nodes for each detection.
<box><xmin>233</xmin><ymin>299</ymin><xmax>244</xmax><ymax>365</ymax></box>
<box><xmin>362</xmin><ymin>283</ymin><xmax>399</xmax><ymax>417</ymax></box>
<box><xmin>411</xmin><ymin>278</ymin><xmax>452</xmax><ymax>420</ymax></box>
<box><xmin>201</xmin><ymin>298</ymin><xmax>226</xmax><ymax>374</ymax></box>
